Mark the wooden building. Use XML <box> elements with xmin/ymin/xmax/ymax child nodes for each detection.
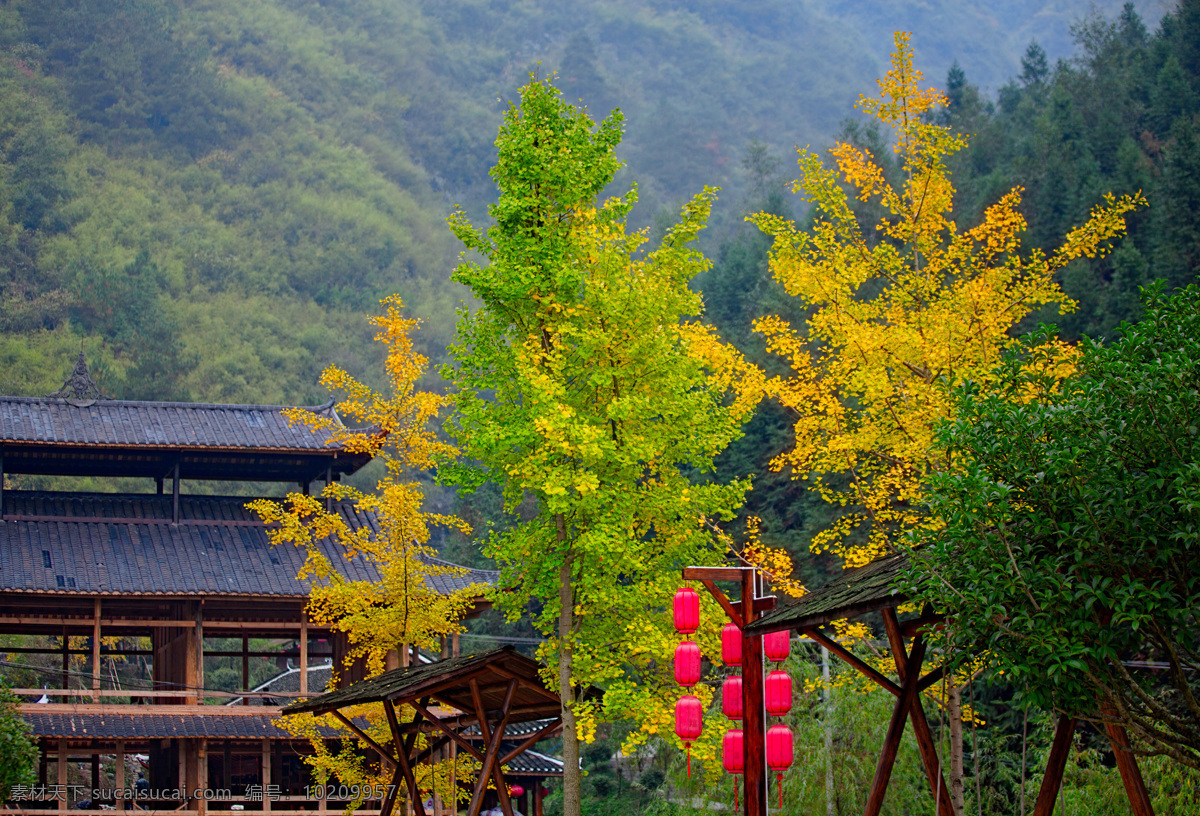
<box><xmin>0</xmin><ymin>357</ymin><xmax>496</xmax><ymax>814</ymax></box>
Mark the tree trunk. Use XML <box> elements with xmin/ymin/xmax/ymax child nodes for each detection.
<box><xmin>949</xmin><ymin>683</ymin><xmax>964</xmax><ymax>816</ymax></box>
<box><xmin>556</xmin><ymin>514</ymin><xmax>582</xmax><ymax>816</ymax></box>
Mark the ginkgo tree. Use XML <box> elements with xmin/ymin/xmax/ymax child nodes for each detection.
<box><xmin>250</xmin><ymin>296</ymin><xmax>484</xmax><ymax>809</ymax></box>
<box><xmin>685</xmin><ymin>32</ymin><xmax>1144</xmax><ymax>815</ymax></box>
<box><xmin>442</xmin><ymin>76</ymin><xmax>752</xmax><ymax>813</ymax></box>
<box><xmin>689</xmin><ymin>32</ymin><xmax>1143</xmax><ymax>571</ymax></box>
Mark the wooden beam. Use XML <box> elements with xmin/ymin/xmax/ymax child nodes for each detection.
<box><xmin>882</xmin><ymin>609</ymin><xmax>954</xmax><ymax>816</ymax></box>
<box><xmin>682</xmin><ymin>566</ymin><xmax>748</xmax><ymax>582</ymax></box>
<box><xmin>899</xmin><ymin>611</ymin><xmax>944</xmax><ymax>639</ymax></box>
<box><xmin>407</xmin><ymin>701</ymin><xmax>485</xmax><ymax>763</ymax></box>
<box><xmin>863</xmin><ymin>635</ymin><xmax>927</xmax><ymax>816</ymax></box>
<box><xmin>801</xmin><ymin>628</ymin><xmax>900</xmax><ymax>696</ymax></box>
<box><xmin>384</xmin><ymin>700</ymin><xmax>426</xmax><ymax>816</ymax></box>
<box><xmin>332</xmin><ymin>711</ymin><xmax>397</xmax><ymax>768</ymax></box>
<box><xmin>466</xmin><ymin>680</ymin><xmax>518</xmax><ymax>816</ymax></box>
<box><xmin>499</xmin><ymin>718</ymin><xmax>563</xmax><ymax>766</ymax></box>
<box><xmin>699</xmin><ymin>580</ymin><xmax>742</xmax><ymax>627</ymax></box>
<box><xmin>377</xmin><ymin>760</ymin><xmax>406</xmax><ymax>816</ymax></box>
<box><xmin>1033</xmin><ymin>716</ymin><xmax>1076</xmax><ymax>816</ymax></box>
<box><xmin>1104</xmin><ymin>720</ymin><xmax>1155</xmax><ymax>816</ymax></box>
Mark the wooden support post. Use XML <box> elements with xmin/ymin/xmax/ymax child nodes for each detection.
<box><xmin>466</xmin><ymin>680</ymin><xmax>519</xmax><ymax>816</ymax></box>
<box><xmin>300</xmin><ymin>615</ymin><xmax>309</xmax><ymax>696</ymax></box>
<box><xmin>741</xmin><ymin>569</ymin><xmax>766</xmax><ymax>816</ymax></box>
<box><xmin>384</xmin><ymin>700</ymin><xmax>427</xmax><ymax>816</ymax></box>
<box><xmin>400</xmin><ymin>642</ymin><xmax>411</xmax><ymax>669</ymax></box>
<box><xmin>61</xmin><ymin>629</ymin><xmax>70</xmax><ymax>697</ymax></box>
<box><xmin>172</xmin><ymin>462</ymin><xmax>180</xmax><ymax>524</ymax></box>
<box><xmin>1033</xmin><ymin>716</ymin><xmax>1076</xmax><ymax>816</ymax></box>
<box><xmin>115</xmin><ymin>739</ymin><xmax>126</xmax><ymax>812</ymax></box>
<box><xmin>1104</xmin><ymin>721</ymin><xmax>1155</xmax><ymax>816</ymax></box>
<box><xmin>91</xmin><ymin>752</ymin><xmax>101</xmax><ymax>799</ymax></box>
<box><xmin>881</xmin><ymin>610</ymin><xmax>954</xmax><ymax>816</ymax></box>
<box><xmin>262</xmin><ymin>739</ymin><xmax>272</xmax><ymax>815</ymax></box>
<box><xmin>92</xmin><ymin>598</ymin><xmax>102</xmax><ymax>703</ymax></box>
<box><xmin>242</xmin><ymin>635</ymin><xmax>250</xmax><ymax>706</ymax></box>
<box><xmin>863</xmin><ymin>635</ymin><xmax>927</xmax><ymax>816</ymax></box>
<box><xmin>452</xmin><ymin>633</ymin><xmax>460</xmax><ymax>658</ymax></box>
<box><xmin>198</xmin><ymin>738</ymin><xmax>208</xmax><ymax>816</ymax></box>
<box><xmin>156</xmin><ymin>475</ymin><xmax>164</xmax><ymax>495</ymax></box>
<box><xmin>324</xmin><ymin>465</ymin><xmax>333</xmax><ymax>513</ymax></box>
<box><xmin>57</xmin><ymin>739</ymin><xmax>67</xmax><ymax>813</ymax></box>
<box><xmin>0</xmin><ymin>444</ymin><xmax>5</xmax><ymax>519</ymax></box>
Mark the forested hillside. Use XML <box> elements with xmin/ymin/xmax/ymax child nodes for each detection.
<box><xmin>0</xmin><ymin>0</ymin><xmax>1165</xmax><ymax>405</ymax></box>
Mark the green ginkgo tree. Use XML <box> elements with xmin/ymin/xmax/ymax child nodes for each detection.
<box><xmin>442</xmin><ymin>76</ymin><xmax>752</xmax><ymax>813</ymax></box>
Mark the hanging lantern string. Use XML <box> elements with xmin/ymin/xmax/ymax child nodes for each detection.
<box><xmin>687</xmin><ymin>744</ymin><xmax>691</xmax><ymax>779</ymax></box>
<box><xmin>777</xmin><ymin>772</ymin><xmax>784</xmax><ymax>809</ymax></box>
<box><xmin>734</xmin><ymin>776</ymin><xmax>739</xmax><ymax>811</ymax></box>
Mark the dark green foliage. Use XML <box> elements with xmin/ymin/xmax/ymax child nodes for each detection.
<box><xmin>943</xmin><ymin>1</ymin><xmax>1200</xmax><ymax>339</ymax></box>
<box><xmin>0</xmin><ymin>684</ymin><xmax>36</xmax><ymax>802</ymax></box>
<box><xmin>909</xmin><ymin>285</ymin><xmax>1200</xmax><ymax>768</ymax></box>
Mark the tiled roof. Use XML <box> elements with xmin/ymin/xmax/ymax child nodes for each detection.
<box><xmin>0</xmin><ymin>396</ymin><xmax>345</xmax><ymax>451</ymax></box>
<box><xmin>0</xmin><ymin>492</ymin><xmax>498</xmax><ymax>597</ymax></box>
<box><xmin>744</xmin><ymin>550</ymin><xmax>911</xmax><ymax>634</ymax></box>
<box><xmin>22</xmin><ymin>711</ymin><xmax>292</xmax><ymax>739</ymax></box>
<box><xmin>504</xmin><ymin>748</ymin><xmax>563</xmax><ymax>776</ymax></box>
<box><xmin>464</xmin><ymin>718</ymin><xmax>557</xmax><ymax>739</ymax></box>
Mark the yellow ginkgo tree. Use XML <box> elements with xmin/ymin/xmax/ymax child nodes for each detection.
<box><xmin>688</xmin><ymin>32</ymin><xmax>1144</xmax><ymax>570</ymax></box>
<box><xmin>250</xmin><ymin>296</ymin><xmax>484</xmax><ymax>810</ymax></box>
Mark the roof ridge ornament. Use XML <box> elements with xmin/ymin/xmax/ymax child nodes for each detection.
<box><xmin>47</xmin><ymin>349</ymin><xmax>109</xmax><ymax>405</ymax></box>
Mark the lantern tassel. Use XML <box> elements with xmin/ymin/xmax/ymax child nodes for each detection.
<box><xmin>686</xmin><ymin>744</ymin><xmax>691</xmax><ymax>779</ymax></box>
<box><xmin>734</xmin><ymin>776</ymin><xmax>738</xmax><ymax>811</ymax></box>
<box><xmin>777</xmin><ymin>772</ymin><xmax>784</xmax><ymax>808</ymax></box>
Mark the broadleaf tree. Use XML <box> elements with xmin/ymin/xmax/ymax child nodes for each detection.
<box><xmin>909</xmin><ymin>285</ymin><xmax>1200</xmax><ymax>770</ymax></box>
<box><xmin>251</xmin><ymin>298</ymin><xmax>484</xmax><ymax>809</ymax></box>
<box><xmin>689</xmin><ymin>32</ymin><xmax>1144</xmax><ymax>571</ymax></box>
<box><xmin>443</xmin><ymin>77</ymin><xmax>752</xmax><ymax>812</ymax></box>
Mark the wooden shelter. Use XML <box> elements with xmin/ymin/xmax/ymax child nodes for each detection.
<box><xmin>285</xmin><ymin>647</ymin><xmax>569</xmax><ymax>816</ymax></box>
<box><xmin>743</xmin><ymin>550</ymin><xmax>1156</xmax><ymax>816</ymax></box>
<box><xmin>0</xmin><ymin>357</ymin><xmax>497</xmax><ymax>814</ymax></box>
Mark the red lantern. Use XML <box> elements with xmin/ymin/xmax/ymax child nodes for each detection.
<box><xmin>765</xmin><ymin>670</ymin><xmax>792</xmax><ymax>717</ymax></box>
<box><xmin>673</xmin><ymin>587</ymin><xmax>700</xmax><ymax>634</ymax></box>
<box><xmin>723</xmin><ymin>727</ymin><xmax>744</xmax><ymax>811</ymax></box>
<box><xmin>722</xmin><ymin>728</ymin><xmax>744</xmax><ymax>774</ymax></box>
<box><xmin>764</xmin><ymin>630</ymin><xmax>790</xmax><ymax>663</ymax></box>
<box><xmin>722</xmin><ymin>675</ymin><xmax>744</xmax><ymax>720</ymax></box>
<box><xmin>675</xmin><ymin>695</ymin><xmax>703</xmax><ymax>777</ymax></box>
<box><xmin>674</xmin><ymin>641</ymin><xmax>702</xmax><ymax>687</ymax></box>
<box><xmin>721</xmin><ymin>622</ymin><xmax>742</xmax><ymax>667</ymax></box>
<box><xmin>509</xmin><ymin>785</ymin><xmax>525</xmax><ymax>798</ymax></box>
<box><xmin>767</xmin><ymin>724</ymin><xmax>794</xmax><ymax>807</ymax></box>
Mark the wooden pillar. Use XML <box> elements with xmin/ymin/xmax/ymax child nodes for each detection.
<box><xmin>39</xmin><ymin>740</ymin><xmax>47</xmax><ymax>786</ymax></box>
<box><xmin>92</xmin><ymin>598</ymin><xmax>102</xmax><ymax>703</ymax></box>
<box><xmin>452</xmin><ymin>633</ymin><xmax>460</xmax><ymax>658</ymax></box>
<box><xmin>61</xmin><ymin>629</ymin><xmax>70</xmax><ymax>696</ymax></box>
<box><xmin>57</xmin><ymin>739</ymin><xmax>67</xmax><ymax>813</ymax></box>
<box><xmin>0</xmin><ymin>444</ymin><xmax>5</xmax><ymax>519</ymax></box>
<box><xmin>197</xmin><ymin>739</ymin><xmax>208</xmax><ymax>816</ymax></box>
<box><xmin>242</xmin><ymin>635</ymin><xmax>250</xmax><ymax>706</ymax></box>
<box><xmin>115</xmin><ymin>740</ymin><xmax>126</xmax><ymax>812</ymax></box>
<box><xmin>741</xmin><ymin>570</ymin><xmax>766</xmax><ymax>816</ymax></box>
<box><xmin>1033</xmin><ymin>716</ymin><xmax>1076</xmax><ymax>816</ymax></box>
<box><xmin>300</xmin><ymin>615</ymin><xmax>309</xmax><ymax>696</ymax></box>
<box><xmin>262</xmin><ymin>739</ymin><xmax>272</xmax><ymax>815</ymax></box>
<box><xmin>172</xmin><ymin>462</ymin><xmax>180</xmax><ymax>524</ymax></box>
<box><xmin>386</xmin><ymin>649</ymin><xmax>401</xmax><ymax>672</ymax></box>
<box><xmin>881</xmin><ymin>610</ymin><xmax>954</xmax><ymax>816</ymax></box>
<box><xmin>863</xmin><ymin>636</ymin><xmax>928</xmax><ymax>816</ymax></box>
<box><xmin>400</xmin><ymin>643</ymin><xmax>411</xmax><ymax>669</ymax></box>
<box><xmin>156</xmin><ymin>475</ymin><xmax>164</xmax><ymax>495</ymax></box>
<box><xmin>178</xmin><ymin>741</ymin><xmax>187</xmax><ymax>806</ymax></box>
<box><xmin>1104</xmin><ymin>721</ymin><xmax>1155</xmax><ymax>816</ymax></box>
<box><xmin>91</xmin><ymin>753</ymin><xmax>101</xmax><ymax>802</ymax></box>
<box><xmin>324</xmin><ymin>465</ymin><xmax>333</xmax><ymax>512</ymax></box>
